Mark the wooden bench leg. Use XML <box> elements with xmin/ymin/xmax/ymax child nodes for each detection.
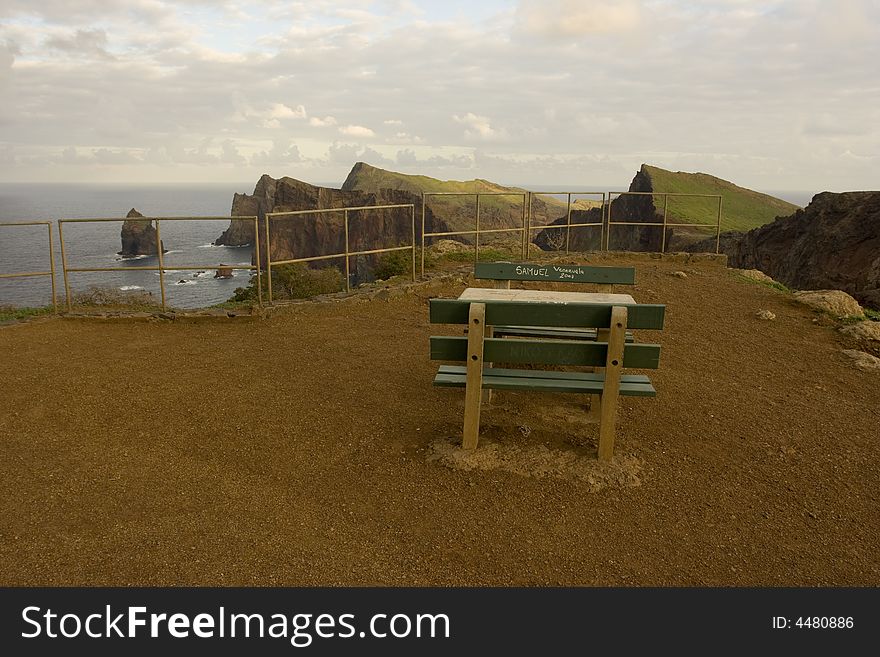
<box><xmin>482</xmin><ymin>325</ymin><xmax>494</xmax><ymax>405</ymax></box>
<box><xmin>587</xmin><ymin>327</ymin><xmax>610</xmax><ymax>422</ymax></box>
<box><xmin>462</xmin><ymin>303</ymin><xmax>486</xmax><ymax>449</ymax></box>
<box><xmin>598</xmin><ymin>306</ymin><xmax>627</xmax><ymax>462</ymax></box>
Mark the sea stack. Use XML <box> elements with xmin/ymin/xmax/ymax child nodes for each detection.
<box><xmin>119</xmin><ymin>208</ymin><xmax>165</xmax><ymax>257</ymax></box>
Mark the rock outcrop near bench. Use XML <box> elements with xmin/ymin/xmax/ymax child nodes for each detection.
<box><xmin>689</xmin><ymin>192</ymin><xmax>880</xmax><ymax>309</ymax></box>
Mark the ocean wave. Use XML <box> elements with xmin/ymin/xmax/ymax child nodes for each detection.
<box><xmin>116</xmin><ymin>254</ymin><xmax>150</xmax><ymax>261</ymax></box>
<box><xmin>119</xmin><ymin>285</ymin><xmax>143</xmax><ymax>291</ymax></box>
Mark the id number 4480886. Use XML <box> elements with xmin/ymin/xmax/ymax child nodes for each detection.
<box><xmin>772</xmin><ymin>617</ymin><xmax>854</xmax><ymax>629</ymax></box>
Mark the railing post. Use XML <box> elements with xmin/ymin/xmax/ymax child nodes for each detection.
<box><xmin>58</xmin><ymin>220</ymin><xmax>72</xmax><ymax>311</ymax></box>
<box><xmin>47</xmin><ymin>222</ymin><xmax>57</xmax><ymax>312</ymax></box>
<box><xmin>661</xmin><ymin>194</ymin><xmax>669</xmax><ymax>253</ymax></box>
<box><xmin>526</xmin><ymin>192</ymin><xmax>532</xmax><ymax>257</ymax></box>
<box><xmin>410</xmin><ymin>204</ymin><xmax>416</xmax><ymax>282</ymax></box>
<box><xmin>420</xmin><ymin>193</ymin><xmax>426</xmax><ymax>278</ymax></box>
<box><xmin>521</xmin><ymin>192</ymin><xmax>527</xmax><ymax>259</ymax></box>
<box><xmin>253</xmin><ymin>216</ymin><xmax>262</xmax><ymax>307</ymax></box>
<box><xmin>265</xmin><ymin>214</ymin><xmax>273</xmax><ymax>303</ymax></box>
<box><xmin>155</xmin><ymin>218</ymin><xmax>166</xmax><ymax>311</ymax></box>
<box><xmin>565</xmin><ymin>192</ymin><xmax>572</xmax><ymax>254</ymax></box>
<box><xmin>344</xmin><ymin>209</ymin><xmax>350</xmax><ymax>292</ymax></box>
<box><xmin>715</xmin><ymin>196</ymin><xmax>723</xmax><ymax>254</ymax></box>
<box><xmin>474</xmin><ymin>193</ymin><xmax>480</xmax><ymax>263</ymax></box>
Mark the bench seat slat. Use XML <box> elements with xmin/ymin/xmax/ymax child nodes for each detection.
<box><xmin>437</xmin><ymin>364</ymin><xmax>651</xmax><ymax>384</ymax></box>
<box><xmin>433</xmin><ymin>367</ymin><xmax>656</xmax><ymax>396</ymax></box>
<box><xmin>492</xmin><ymin>325</ymin><xmax>635</xmax><ymax>342</ymax></box>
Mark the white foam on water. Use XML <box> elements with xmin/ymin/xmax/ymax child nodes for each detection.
<box><xmin>119</xmin><ymin>285</ymin><xmax>143</xmax><ymax>291</ymax></box>
<box><xmin>173</xmin><ymin>279</ymin><xmax>197</xmax><ymax>286</ymax></box>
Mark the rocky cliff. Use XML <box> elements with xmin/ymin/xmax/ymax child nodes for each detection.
<box><xmin>535</xmin><ymin>166</ymin><xmax>663</xmax><ymax>252</ymax></box>
<box><xmin>215</xmin><ymin>174</ymin><xmax>441</xmax><ymax>284</ymax></box>
<box><xmin>119</xmin><ymin>208</ymin><xmax>165</xmax><ymax>257</ymax></box>
<box><xmin>687</xmin><ymin>191</ymin><xmax>880</xmax><ymax>309</ymax></box>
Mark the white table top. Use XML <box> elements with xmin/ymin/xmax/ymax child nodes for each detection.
<box><xmin>458</xmin><ymin>287</ymin><xmax>636</xmax><ymax>305</ymax></box>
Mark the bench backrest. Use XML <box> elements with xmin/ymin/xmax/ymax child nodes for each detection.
<box><xmin>474</xmin><ymin>262</ymin><xmax>635</xmax><ymax>285</ymax></box>
<box><xmin>429</xmin><ymin>299</ymin><xmax>664</xmax><ymax>369</ymax></box>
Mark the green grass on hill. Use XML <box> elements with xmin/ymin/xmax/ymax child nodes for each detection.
<box><xmin>643</xmin><ymin>164</ymin><xmax>800</xmax><ymax>232</ymax></box>
<box><xmin>342</xmin><ymin>163</ymin><xmax>598</xmax><ymax>230</ymax></box>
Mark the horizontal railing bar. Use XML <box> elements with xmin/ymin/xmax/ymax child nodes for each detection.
<box><xmin>607</xmin><ymin>192</ymin><xmax>722</xmax><ymax>198</ymax></box>
<box><xmin>529</xmin><ymin>223</ymin><xmax>601</xmax><ymax>231</ymax></box>
<box><xmin>267</xmin><ymin>204</ymin><xmax>413</xmax><ymax>217</ymax></box>
<box><xmin>424</xmin><ymin>229</ymin><xmax>480</xmax><ymax>237</ymax></box>
<box><xmin>608</xmin><ymin>220</ymin><xmax>720</xmax><ymax>227</ymax></box>
<box><xmin>270</xmin><ymin>254</ymin><xmax>345</xmax><ymax>266</ymax></box>
<box><xmin>475</xmin><ymin>227</ymin><xmax>526</xmax><ymax>235</ymax></box>
<box><xmin>269</xmin><ymin>243</ymin><xmax>414</xmax><ymax>268</ymax></box>
<box><xmin>157</xmin><ymin>264</ymin><xmax>257</xmax><ymax>271</ymax></box>
<box><xmin>425</xmin><ymin>192</ymin><xmax>526</xmax><ymax>197</ymax></box>
<box><xmin>65</xmin><ymin>266</ymin><xmax>161</xmax><ymax>272</ymax></box>
<box><xmin>59</xmin><ymin>216</ymin><xmax>256</xmax><ymax>223</ymax></box>
<box><xmin>0</xmin><ymin>271</ymin><xmax>52</xmax><ymax>279</ymax></box>
<box><xmin>0</xmin><ymin>221</ymin><xmax>52</xmax><ymax>227</ymax></box>
<box><xmin>348</xmin><ymin>245</ymin><xmax>413</xmax><ymax>257</ymax></box>
<box><xmin>528</xmin><ymin>191</ymin><xmax>605</xmax><ymax>196</ymax></box>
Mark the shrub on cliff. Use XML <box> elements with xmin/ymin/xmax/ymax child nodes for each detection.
<box><xmin>373</xmin><ymin>251</ymin><xmax>412</xmax><ymax>280</ymax></box>
<box><xmin>231</xmin><ymin>264</ymin><xmax>344</xmax><ymax>302</ymax></box>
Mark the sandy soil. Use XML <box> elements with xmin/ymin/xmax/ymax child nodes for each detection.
<box><xmin>1</xmin><ymin>258</ymin><xmax>878</xmax><ymax>586</ymax></box>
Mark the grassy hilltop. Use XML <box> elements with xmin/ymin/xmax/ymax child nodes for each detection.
<box><xmin>340</xmin><ymin>161</ymin><xmax>799</xmax><ymax>237</ymax></box>
<box><xmin>641</xmin><ymin>164</ymin><xmax>800</xmax><ymax>232</ymax></box>
<box><xmin>341</xmin><ymin>162</ymin><xmax>598</xmax><ymax>237</ymax></box>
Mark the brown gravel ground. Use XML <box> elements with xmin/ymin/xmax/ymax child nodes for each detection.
<box><xmin>1</xmin><ymin>258</ymin><xmax>878</xmax><ymax>586</ymax></box>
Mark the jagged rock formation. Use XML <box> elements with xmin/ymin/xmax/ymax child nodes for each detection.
<box><xmin>215</xmin><ymin>173</ymin><xmax>441</xmax><ymax>285</ymax></box>
<box><xmin>535</xmin><ymin>163</ymin><xmax>800</xmax><ymax>253</ymax></box>
<box><xmin>119</xmin><ymin>208</ymin><xmax>165</xmax><ymax>257</ymax></box>
<box><xmin>687</xmin><ymin>192</ymin><xmax>880</xmax><ymax>309</ymax></box>
<box><xmin>535</xmin><ymin>166</ymin><xmax>663</xmax><ymax>252</ymax></box>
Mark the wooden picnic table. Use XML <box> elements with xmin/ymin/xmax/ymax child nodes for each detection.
<box><xmin>458</xmin><ymin>287</ymin><xmax>636</xmax><ymax>305</ymax></box>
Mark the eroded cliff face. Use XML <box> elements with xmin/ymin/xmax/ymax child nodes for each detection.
<box><xmin>689</xmin><ymin>191</ymin><xmax>880</xmax><ymax>308</ymax></box>
<box><xmin>214</xmin><ymin>174</ymin><xmax>441</xmax><ymax>284</ymax></box>
<box><xmin>534</xmin><ymin>166</ymin><xmax>663</xmax><ymax>252</ymax></box>
<box><xmin>119</xmin><ymin>208</ymin><xmax>165</xmax><ymax>257</ymax></box>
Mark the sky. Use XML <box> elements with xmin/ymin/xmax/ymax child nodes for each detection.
<box><xmin>0</xmin><ymin>0</ymin><xmax>878</xmax><ymax>191</ymax></box>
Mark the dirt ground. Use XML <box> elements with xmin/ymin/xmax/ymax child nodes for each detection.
<box><xmin>1</xmin><ymin>257</ymin><xmax>878</xmax><ymax>586</ymax></box>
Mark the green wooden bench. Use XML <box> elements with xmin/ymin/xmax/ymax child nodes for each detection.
<box><xmin>429</xmin><ymin>298</ymin><xmax>664</xmax><ymax>460</ymax></box>
<box><xmin>474</xmin><ymin>262</ymin><xmax>637</xmax><ymax>341</ymax></box>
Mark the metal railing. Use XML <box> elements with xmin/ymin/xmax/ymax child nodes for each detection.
<box><xmin>605</xmin><ymin>192</ymin><xmax>723</xmax><ymax>253</ymax></box>
<box><xmin>58</xmin><ymin>216</ymin><xmax>261</xmax><ymax>312</ymax></box>
<box><xmin>420</xmin><ymin>192</ymin><xmax>528</xmax><ymax>276</ymax></box>
<box><xmin>524</xmin><ymin>191</ymin><xmax>607</xmax><ymax>253</ymax></box>
<box><xmin>0</xmin><ymin>221</ymin><xmax>57</xmax><ymax>311</ymax></box>
<box><xmin>265</xmin><ymin>204</ymin><xmax>416</xmax><ymax>303</ymax></box>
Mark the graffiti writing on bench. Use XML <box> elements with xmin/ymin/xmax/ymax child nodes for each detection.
<box><xmin>514</xmin><ymin>265</ymin><xmax>587</xmax><ymax>281</ymax></box>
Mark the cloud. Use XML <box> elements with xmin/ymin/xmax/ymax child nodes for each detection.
<box><xmin>452</xmin><ymin>113</ymin><xmax>507</xmax><ymax>141</ymax></box>
<box><xmin>515</xmin><ymin>0</ymin><xmax>642</xmax><ymax>38</ymax></box>
<box><xmin>339</xmin><ymin>125</ymin><xmax>375</xmax><ymax>138</ymax></box>
<box><xmin>267</xmin><ymin>103</ymin><xmax>307</xmax><ymax>119</ymax></box>
<box><xmin>44</xmin><ymin>28</ymin><xmax>114</xmax><ymax>59</ymax></box>
<box><xmin>383</xmin><ymin>119</ymin><xmax>403</xmax><ymax>125</ymax></box>
<box><xmin>250</xmin><ymin>140</ymin><xmax>304</xmax><ymax>166</ymax></box>
<box><xmin>309</xmin><ymin>116</ymin><xmax>337</xmax><ymax>127</ymax></box>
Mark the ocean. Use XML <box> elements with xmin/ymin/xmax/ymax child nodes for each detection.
<box><xmin>0</xmin><ymin>182</ymin><xmax>297</xmax><ymax>309</ymax></box>
<box><xmin>0</xmin><ymin>182</ymin><xmax>816</xmax><ymax>309</ymax></box>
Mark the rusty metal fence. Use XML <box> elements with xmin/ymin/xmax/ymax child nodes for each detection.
<box><xmin>265</xmin><ymin>204</ymin><xmax>416</xmax><ymax>303</ymax></box>
<box><xmin>57</xmin><ymin>216</ymin><xmax>261</xmax><ymax>312</ymax></box>
<box><xmin>0</xmin><ymin>221</ymin><xmax>57</xmax><ymax>311</ymax></box>
<box><xmin>420</xmin><ymin>192</ymin><xmax>528</xmax><ymax>276</ymax></box>
<box><xmin>524</xmin><ymin>191</ymin><xmax>607</xmax><ymax>254</ymax></box>
<box><xmin>605</xmin><ymin>192</ymin><xmax>723</xmax><ymax>253</ymax></box>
